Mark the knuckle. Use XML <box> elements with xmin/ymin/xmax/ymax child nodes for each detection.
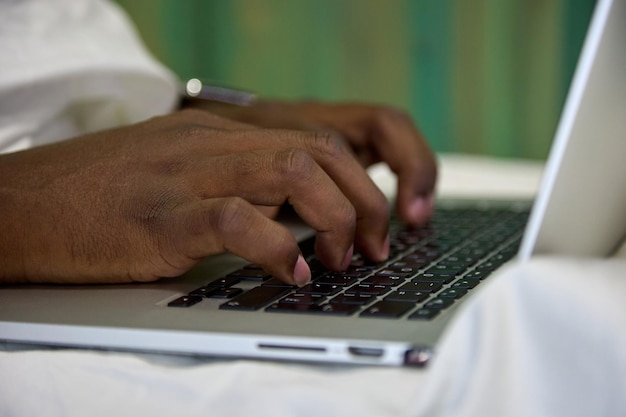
<box><xmin>371</xmin><ymin>106</ymin><xmax>412</xmax><ymax>132</ymax></box>
<box><xmin>334</xmin><ymin>200</ymin><xmax>357</xmax><ymax>231</ymax></box>
<box><xmin>273</xmin><ymin>148</ymin><xmax>317</xmax><ymax>181</ymax></box>
<box><xmin>308</xmin><ymin>131</ymin><xmax>349</xmax><ymax>161</ymax></box>
<box><xmin>213</xmin><ymin>197</ymin><xmax>251</xmax><ymax>234</ymax></box>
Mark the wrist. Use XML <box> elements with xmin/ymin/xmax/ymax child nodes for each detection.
<box><xmin>0</xmin><ymin>188</ymin><xmax>28</xmax><ymax>283</ymax></box>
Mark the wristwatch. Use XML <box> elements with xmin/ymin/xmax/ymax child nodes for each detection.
<box><xmin>183</xmin><ymin>78</ymin><xmax>257</xmax><ymax>106</ymax></box>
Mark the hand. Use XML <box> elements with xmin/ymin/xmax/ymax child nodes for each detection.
<box><xmin>189</xmin><ymin>99</ymin><xmax>438</xmax><ymax>225</ymax></box>
<box><xmin>0</xmin><ymin>109</ymin><xmax>389</xmax><ymax>285</ymax></box>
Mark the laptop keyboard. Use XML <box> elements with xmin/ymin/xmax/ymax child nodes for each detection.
<box><xmin>168</xmin><ymin>206</ymin><xmax>529</xmax><ymax>320</ymax></box>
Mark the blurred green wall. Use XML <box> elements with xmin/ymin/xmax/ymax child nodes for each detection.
<box><xmin>114</xmin><ymin>0</ymin><xmax>595</xmax><ymax>160</ymax></box>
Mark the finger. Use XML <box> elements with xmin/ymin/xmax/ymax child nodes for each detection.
<box><xmin>367</xmin><ymin>108</ymin><xmax>437</xmax><ymax>225</ymax></box>
<box><xmin>188</xmin><ymin>130</ymin><xmax>390</xmax><ymax>263</ymax></box>
<box><xmin>254</xmin><ymin>204</ymin><xmax>281</xmax><ymax>219</ymax></box>
<box><xmin>168</xmin><ymin>197</ymin><xmax>311</xmax><ymax>286</ymax></box>
<box><xmin>294</xmin><ymin>103</ymin><xmax>438</xmax><ymax>225</ymax></box>
<box><xmin>184</xmin><ymin>149</ymin><xmax>357</xmax><ymax>271</ymax></box>
<box><xmin>303</xmin><ymin>131</ymin><xmax>390</xmax><ymax>262</ymax></box>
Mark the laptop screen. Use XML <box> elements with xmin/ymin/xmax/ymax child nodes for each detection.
<box><xmin>519</xmin><ymin>0</ymin><xmax>626</xmax><ymax>259</ymax></box>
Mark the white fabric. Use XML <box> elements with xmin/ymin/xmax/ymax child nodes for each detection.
<box><xmin>2</xmin><ymin>258</ymin><xmax>625</xmax><ymax>417</ymax></box>
<box><xmin>410</xmin><ymin>257</ymin><xmax>626</xmax><ymax>417</ymax></box>
<box><xmin>0</xmin><ymin>0</ymin><xmax>179</xmax><ymax>154</ymax></box>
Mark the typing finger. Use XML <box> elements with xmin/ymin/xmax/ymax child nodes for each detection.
<box><xmin>167</xmin><ymin>197</ymin><xmax>311</xmax><ymax>286</ymax></box>
<box><xmin>181</xmin><ymin>149</ymin><xmax>357</xmax><ymax>272</ymax></box>
<box><xmin>187</xmin><ymin>128</ymin><xmax>390</xmax><ymax>263</ymax></box>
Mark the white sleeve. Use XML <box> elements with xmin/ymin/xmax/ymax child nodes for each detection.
<box><xmin>0</xmin><ymin>0</ymin><xmax>179</xmax><ymax>154</ymax></box>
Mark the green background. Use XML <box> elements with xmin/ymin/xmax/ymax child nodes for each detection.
<box><xmin>114</xmin><ymin>0</ymin><xmax>595</xmax><ymax>159</ymax></box>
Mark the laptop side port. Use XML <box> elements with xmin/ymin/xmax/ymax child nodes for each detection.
<box><xmin>348</xmin><ymin>346</ymin><xmax>385</xmax><ymax>358</ymax></box>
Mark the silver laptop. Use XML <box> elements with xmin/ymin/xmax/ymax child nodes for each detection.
<box><xmin>1</xmin><ymin>0</ymin><xmax>625</xmax><ymax>367</ymax></box>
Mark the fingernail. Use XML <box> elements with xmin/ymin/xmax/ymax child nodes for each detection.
<box><xmin>293</xmin><ymin>255</ymin><xmax>311</xmax><ymax>287</ymax></box>
<box><xmin>380</xmin><ymin>234</ymin><xmax>390</xmax><ymax>261</ymax></box>
<box><xmin>341</xmin><ymin>245</ymin><xmax>354</xmax><ymax>270</ymax></box>
<box><xmin>409</xmin><ymin>195</ymin><xmax>434</xmax><ymax>224</ymax></box>
<box><xmin>409</xmin><ymin>197</ymin><xmax>427</xmax><ymax>222</ymax></box>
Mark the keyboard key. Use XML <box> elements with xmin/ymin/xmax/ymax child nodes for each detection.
<box><xmin>348</xmin><ymin>258</ymin><xmax>382</xmax><ymax>269</ymax></box>
<box><xmin>456</xmin><ymin>247</ymin><xmax>488</xmax><ymax>258</ymax></box>
<box><xmin>394</xmin><ymin>258</ymin><xmax>430</xmax><ymax>268</ymax></box>
<box><xmin>464</xmin><ymin>270</ymin><xmax>489</xmax><ymax>280</ymax></box>
<box><xmin>206</xmin><ymin>276</ymin><xmax>241</xmax><ymax>288</ymax></box>
<box><xmin>189</xmin><ymin>286</ymin><xmax>219</xmax><ymax>298</ymax></box>
<box><xmin>475</xmin><ymin>261</ymin><xmax>501</xmax><ymax>272</ymax></box>
<box><xmin>266</xmin><ymin>302</ymin><xmax>359</xmax><ymax>316</ymax></box>
<box><xmin>330</xmin><ymin>293</ymin><xmax>374</xmax><ymax>305</ymax></box>
<box><xmin>280</xmin><ymin>293</ymin><xmax>325</xmax><ymax>305</ymax></box>
<box><xmin>227</xmin><ymin>269</ymin><xmax>271</xmax><ymax>281</ymax></box>
<box><xmin>451</xmin><ymin>277</ymin><xmax>480</xmax><ymax>289</ymax></box>
<box><xmin>408</xmin><ymin>308</ymin><xmax>440</xmax><ymax>320</ymax></box>
<box><xmin>489</xmin><ymin>253</ymin><xmax>510</xmax><ymax>264</ymax></box>
<box><xmin>219</xmin><ymin>287</ymin><xmax>289</xmax><ymax>310</ymax></box>
<box><xmin>424</xmin><ymin>298</ymin><xmax>454</xmax><ymax>309</ymax></box>
<box><xmin>297</xmin><ymin>283</ymin><xmax>342</xmax><ymax>296</ymax></box>
<box><xmin>168</xmin><ymin>295</ymin><xmax>203</xmax><ymax>307</ymax></box>
<box><xmin>399</xmin><ymin>281</ymin><xmax>442</xmax><ymax>293</ymax></box>
<box><xmin>384</xmin><ymin>291</ymin><xmax>429</xmax><ymax>303</ymax></box>
<box><xmin>209</xmin><ymin>287</ymin><xmax>244</xmax><ymax>299</ymax></box>
<box><xmin>261</xmin><ymin>278</ymin><xmax>298</xmax><ymax>288</ymax></box>
<box><xmin>345</xmin><ymin>265</ymin><xmax>377</xmax><ymax>276</ymax></box>
<box><xmin>361</xmin><ymin>275</ymin><xmax>404</xmax><ymax>286</ymax></box>
<box><xmin>345</xmin><ymin>284</ymin><xmax>391</xmax><ymax>296</ymax></box>
<box><xmin>376</xmin><ymin>268</ymin><xmax>413</xmax><ymax>278</ymax></box>
<box><xmin>316</xmin><ymin>275</ymin><xmax>358</xmax><ymax>286</ymax></box>
<box><xmin>404</xmin><ymin>251</ymin><xmax>438</xmax><ymax>262</ymax></box>
<box><xmin>389</xmin><ymin>241</ymin><xmax>410</xmax><ymax>257</ymax></box>
<box><xmin>425</xmin><ymin>264</ymin><xmax>465</xmax><ymax>275</ymax></box>
<box><xmin>394</xmin><ymin>230</ymin><xmax>425</xmax><ymax>245</ymax></box>
<box><xmin>360</xmin><ymin>301</ymin><xmax>414</xmax><ymax>318</ymax></box>
<box><xmin>438</xmin><ymin>288</ymin><xmax>468</xmax><ymax>299</ymax></box>
<box><xmin>444</xmin><ymin>254</ymin><xmax>476</xmax><ymax>265</ymax></box>
<box><xmin>387</xmin><ymin>264</ymin><xmax>421</xmax><ymax>275</ymax></box>
<box><xmin>414</xmin><ymin>273</ymin><xmax>455</xmax><ymax>284</ymax></box>
<box><xmin>326</xmin><ymin>270</ymin><xmax>364</xmax><ymax>278</ymax></box>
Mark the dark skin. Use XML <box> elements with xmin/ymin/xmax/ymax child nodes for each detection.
<box><xmin>0</xmin><ymin>102</ymin><xmax>437</xmax><ymax>286</ymax></box>
<box><xmin>191</xmin><ymin>99</ymin><xmax>437</xmax><ymax>224</ymax></box>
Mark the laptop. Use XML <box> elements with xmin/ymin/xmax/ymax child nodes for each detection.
<box><xmin>1</xmin><ymin>0</ymin><xmax>625</xmax><ymax>367</ymax></box>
